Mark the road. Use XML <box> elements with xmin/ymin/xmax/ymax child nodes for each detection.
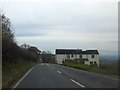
<box><xmin>14</xmin><ymin>63</ymin><xmax>118</xmax><ymax>88</ymax></box>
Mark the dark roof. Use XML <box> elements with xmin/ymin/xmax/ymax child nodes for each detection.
<box><xmin>86</xmin><ymin>50</ymin><xmax>99</xmax><ymax>54</ymax></box>
<box><xmin>56</xmin><ymin>49</ymin><xmax>82</xmax><ymax>54</ymax></box>
<box><xmin>56</xmin><ymin>49</ymin><xmax>99</xmax><ymax>54</ymax></box>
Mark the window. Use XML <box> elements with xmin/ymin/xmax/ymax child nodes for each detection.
<box><xmin>90</xmin><ymin>61</ymin><xmax>93</xmax><ymax>64</ymax></box>
<box><xmin>91</xmin><ymin>55</ymin><xmax>95</xmax><ymax>58</ymax></box>
<box><xmin>62</xmin><ymin>61</ymin><xmax>65</xmax><ymax>63</ymax></box>
<box><xmin>79</xmin><ymin>55</ymin><xmax>82</xmax><ymax>58</ymax></box>
<box><xmin>71</xmin><ymin>54</ymin><xmax>73</xmax><ymax>57</ymax></box>
<box><xmin>67</xmin><ymin>55</ymin><xmax>70</xmax><ymax>59</ymax></box>
<box><xmin>94</xmin><ymin>61</ymin><xmax>96</xmax><ymax>64</ymax></box>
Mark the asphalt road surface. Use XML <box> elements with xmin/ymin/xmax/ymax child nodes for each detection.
<box><xmin>14</xmin><ymin>63</ymin><xmax>119</xmax><ymax>88</ymax></box>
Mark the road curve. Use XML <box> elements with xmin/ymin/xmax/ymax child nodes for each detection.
<box><xmin>14</xmin><ymin>63</ymin><xmax>119</xmax><ymax>88</ymax></box>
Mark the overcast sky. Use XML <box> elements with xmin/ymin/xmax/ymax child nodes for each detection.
<box><xmin>0</xmin><ymin>0</ymin><xmax>118</xmax><ymax>55</ymax></box>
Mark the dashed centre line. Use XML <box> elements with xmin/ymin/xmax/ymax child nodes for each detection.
<box><xmin>41</xmin><ymin>63</ymin><xmax>44</xmax><ymax>65</ymax></box>
<box><xmin>70</xmin><ymin>79</ymin><xmax>85</xmax><ymax>88</ymax></box>
<box><xmin>57</xmin><ymin>71</ymin><xmax>62</xmax><ymax>74</ymax></box>
<box><xmin>56</xmin><ymin>70</ymin><xmax>85</xmax><ymax>88</ymax></box>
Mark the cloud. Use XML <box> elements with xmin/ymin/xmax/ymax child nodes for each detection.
<box><xmin>15</xmin><ymin>35</ymin><xmax>118</xmax><ymax>55</ymax></box>
<box><xmin>1</xmin><ymin>0</ymin><xmax>118</xmax><ymax>3</ymax></box>
<box><xmin>2</xmin><ymin>0</ymin><xmax>118</xmax><ymax>55</ymax></box>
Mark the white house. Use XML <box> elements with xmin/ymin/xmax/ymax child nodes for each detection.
<box><xmin>55</xmin><ymin>49</ymin><xmax>99</xmax><ymax>67</ymax></box>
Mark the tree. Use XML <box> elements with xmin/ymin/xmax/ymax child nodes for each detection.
<box><xmin>2</xmin><ymin>14</ymin><xmax>14</xmax><ymax>44</ymax></box>
<box><xmin>40</xmin><ymin>51</ymin><xmax>55</xmax><ymax>63</ymax></box>
<box><xmin>2</xmin><ymin>14</ymin><xmax>41</xmax><ymax>64</ymax></box>
<box><xmin>28</xmin><ymin>46</ymin><xmax>41</xmax><ymax>61</ymax></box>
<box><xmin>21</xmin><ymin>43</ymin><xmax>30</xmax><ymax>50</ymax></box>
<box><xmin>2</xmin><ymin>14</ymin><xmax>18</xmax><ymax>63</ymax></box>
<box><xmin>28</xmin><ymin>46</ymin><xmax>41</xmax><ymax>55</ymax></box>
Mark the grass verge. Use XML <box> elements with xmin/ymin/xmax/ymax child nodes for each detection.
<box><xmin>63</xmin><ymin>60</ymin><xmax>118</xmax><ymax>77</ymax></box>
<box><xmin>2</xmin><ymin>59</ymin><xmax>41</xmax><ymax>88</ymax></box>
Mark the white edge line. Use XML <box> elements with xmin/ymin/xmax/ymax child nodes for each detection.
<box><xmin>13</xmin><ymin>65</ymin><xmax>36</xmax><ymax>88</ymax></box>
<box><xmin>103</xmin><ymin>75</ymin><xmax>119</xmax><ymax>81</ymax></box>
<box><xmin>70</xmin><ymin>79</ymin><xmax>85</xmax><ymax>88</ymax></box>
<box><xmin>57</xmin><ymin>71</ymin><xmax>62</xmax><ymax>74</ymax></box>
<box><xmin>61</xmin><ymin>65</ymin><xmax>119</xmax><ymax>81</ymax></box>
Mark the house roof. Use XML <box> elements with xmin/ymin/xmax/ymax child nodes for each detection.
<box><xmin>86</xmin><ymin>50</ymin><xmax>99</xmax><ymax>54</ymax></box>
<box><xmin>56</xmin><ymin>49</ymin><xmax>82</xmax><ymax>54</ymax></box>
<box><xmin>55</xmin><ymin>49</ymin><xmax>99</xmax><ymax>54</ymax></box>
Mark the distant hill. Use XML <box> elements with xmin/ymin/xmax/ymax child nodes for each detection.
<box><xmin>99</xmin><ymin>55</ymin><xmax>118</xmax><ymax>65</ymax></box>
<box><xmin>99</xmin><ymin>55</ymin><xmax>118</xmax><ymax>61</ymax></box>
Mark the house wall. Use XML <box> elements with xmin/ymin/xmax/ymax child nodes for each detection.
<box><xmin>76</xmin><ymin>55</ymin><xmax>79</xmax><ymax>58</ymax></box>
<box><xmin>56</xmin><ymin>54</ymin><xmax>78</xmax><ymax>64</ymax></box>
<box><xmin>70</xmin><ymin>54</ymin><xmax>77</xmax><ymax>60</ymax></box>
<box><xmin>86</xmin><ymin>54</ymin><xmax>99</xmax><ymax>67</ymax></box>
<box><xmin>55</xmin><ymin>54</ymin><xmax>66</xmax><ymax>64</ymax></box>
<box><xmin>81</xmin><ymin>54</ymin><xmax>88</xmax><ymax>59</ymax></box>
<box><xmin>85</xmin><ymin>61</ymin><xmax>90</xmax><ymax>65</ymax></box>
<box><xmin>56</xmin><ymin>54</ymin><xmax>99</xmax><ymax>67</ymax></box>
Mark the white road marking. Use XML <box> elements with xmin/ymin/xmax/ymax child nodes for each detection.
<box><xmin>13</xmin><ymin>65</ymin><xmax>36</xmax><ymax>88</ymax></box>
<box><xmin>103</xmin><ymin>75</ymin><xmax>119</xmax><ymax>81</ymax></box>
<box><xmin>41</xmin><ymin>63</ymin><xmax>44</xmax><ymax>65</ymax></box>
<box><xmin>70</xmin><ymin>79</ymin><xmax>85</xmax><ymax>88</ymax></box>
<box><xmin>61</xmin><ymin>65</ymin><xmax>119</xmax><ymax>81</ymax></box>
<box><xmin>57</xmin><ymin>71</ymin><xmax>62</xmax><ymax>74</ymax></box>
